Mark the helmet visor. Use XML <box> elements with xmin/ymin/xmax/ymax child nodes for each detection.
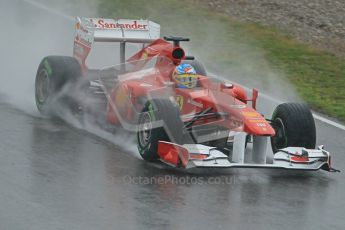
<box><xmin>175</xmin><ymin>74</ymin><xmax>198</xmax><ymax>88</ymax></box>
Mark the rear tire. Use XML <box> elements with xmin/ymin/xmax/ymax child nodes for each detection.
<box><xmin>35</xmin><ymin>56</ymin><xmax>83</xmax><ymax>115</ymax></box>
<box><xmin>271</xmin><ymin>103</ymin><xmax>316</xmax><ymax>153</ymax></box>
<box><xmin>136</xmin><ymin>98</ymin><xmax>185</xmax><ymax>161</ymax></box>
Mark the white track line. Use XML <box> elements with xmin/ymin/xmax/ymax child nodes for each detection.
<box><xmin>311</xmin><ymin>114</ymin><xmax>345</xmax><ymax>130</ymax></box>
<box><xmin>261</xmin><ymin>92</ymin><xmax>345</xmax><ymax>131</ymax></box>
<box><xmin>22</xmin><ymin>0</ymin><xmax>345</xmax><ymax>132</ymax></box>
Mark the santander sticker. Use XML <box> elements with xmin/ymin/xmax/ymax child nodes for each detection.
<box><xmin>93</xmin><ymin>19</ymin><xmax>149</xmax><ymax>30</ymax></box>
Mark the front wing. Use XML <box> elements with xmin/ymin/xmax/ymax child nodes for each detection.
<box><xmin>157</xmin><ymin>138</ymin><xmax>332</xmax><ymax>171</ymax></box>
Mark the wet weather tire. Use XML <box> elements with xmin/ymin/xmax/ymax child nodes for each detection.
<box><xmin>271</xmin><ymin>103</ymin><xmax>316</xmax><ymax>153</ymax></box>
<box><xmin>137</xmin><ymin>98</ymin><xmax>184</xmax><ymax>162</ymax></box>
<box><xmin>35</xmin><ymin>56</ymin><xmax>83</xmax><ymax>115</ymax></box>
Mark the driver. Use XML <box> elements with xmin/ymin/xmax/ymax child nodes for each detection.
<box><xmin>172</xmin><ymin>63</ymin><xmax>198</xmax><ymax>89</ymax></box>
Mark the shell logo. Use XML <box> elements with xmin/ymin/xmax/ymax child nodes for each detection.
<box><xmin>114</xmin><ymin>86</ymin><xmax>128</xmax><ymax>108</ymax></box>
<box><xmin>141</xmin><ymin>51</ymin><xmax>148</xmax><ymax>60</ymax></box>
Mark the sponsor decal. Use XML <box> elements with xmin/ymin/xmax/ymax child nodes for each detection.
<box><xmin>95</xmin><ymin>19</ymin><xmax>148</xmax><ymax>30</ymax></box>
<box><xmin>241</xmin><ymin>111</ymin><xmax>260</xmax><ymax>117</ymax></box>
<box><xmin>175</xmin><ymin>95</ymin><xmax>184</xmax><ymax>110</ymax></box>
<box><xmin>256</xmin><ymin>123</ymin><xmax>267</xmax><ymax>127</ymax></box>
<box><xmin>114</xmin><ymin>86</ymin><xmax>128</xmax><ymax>108</ymax></box>
<box><xmin>248</xmin><ymin>119</ymin><xmax>267</xmax><ymax>123</ymax></box>
<box><xmin>75</xmin><ymin>35</ymin><xmax>92</xmax><ymax>47</ymax></box>
<box><xmin>187</xmin><ymin>98</ymin><xmax>203</xmax><ymax>108</ymax></box>
<box><xmin>75</xmin><ymin>19</ymin><xmax>94</xmax><ymax>48</ymax></box>
<box><xmin>141</xmin><ymin>51</ymin><xmax>149</xmax><ymax>60</ymax></box>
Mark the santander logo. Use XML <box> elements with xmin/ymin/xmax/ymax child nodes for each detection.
<box><xmin>94</xmin><ymin>19</ymin><xmax>148</xmax><ymax>30</ymax></box>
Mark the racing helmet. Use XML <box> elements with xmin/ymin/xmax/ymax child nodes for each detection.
<box><xmin>172</xmin><ymin>63</ymin><xmax>198</xmax><ymax>89</ymax></box>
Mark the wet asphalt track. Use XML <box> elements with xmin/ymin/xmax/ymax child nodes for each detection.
<box><xmin>1</xmin><ymin>1</ymin><xmax>345</xmax><ymax>229</ymax></box>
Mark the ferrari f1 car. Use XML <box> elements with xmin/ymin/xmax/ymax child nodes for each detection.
<box><xmin>35</xmin><ymin>17</ymin><xmax>335</xmax><ymax>172</ymax></box>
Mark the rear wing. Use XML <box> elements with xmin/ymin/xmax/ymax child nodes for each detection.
<box><xmin>73</xmin><ymin>17</ymin><xmax>160</xmax><ymax>67</ymax></box>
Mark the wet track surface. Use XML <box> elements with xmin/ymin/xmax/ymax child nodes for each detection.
<box><xmin>1</xmin><ymin>99</ymin><xmax>345</xmax><ymax>230</ymax></box>
<box><xmin>1</xmin><ymin>1</ymin><xmax>345</xmax><ymax>229</ymax></box>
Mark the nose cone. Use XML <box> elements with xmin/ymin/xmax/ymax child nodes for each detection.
<box><xmin>239</xmin><ymin>110</ymin><xmax>275</xmax><ymax>136</ymax></box>
<box><xmin>244</xmin><ymin>118</ymin><xmax>276</xmax><ymax>136</ymax></box>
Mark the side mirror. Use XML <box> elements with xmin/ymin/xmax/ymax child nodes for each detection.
<box><xmin>221</xmin><ymin>82</ymin><xmax>234</xmax><ymax>89</ymax></box>
<box><xmin>247</xmin><ymin>88</ymin><xmax>258</xmax><ymax>109</ymax></box>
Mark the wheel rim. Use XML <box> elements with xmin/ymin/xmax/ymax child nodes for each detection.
<box><xmin>272</xmin><ymin>118</ymin><xmax>287</xmax><ymax>150</ymax></box>
<box><xmin>138</xmin><ymin>112</ymin><xmax>153</xmax><ymax>148</ymax></box>
<box><xmin>36</xmin><ymin>69</ymin><xmax>50</xmax><ymax>104</ymax></box>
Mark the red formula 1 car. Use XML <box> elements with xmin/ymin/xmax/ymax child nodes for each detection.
<box><xmin>35</xmin><ymin>17</ymin><xmax>334</xmax><ymax>171</ymax></box>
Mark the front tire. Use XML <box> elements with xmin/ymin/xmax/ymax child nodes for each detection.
<box><xmin>271</xmin><ymin>103</ymin><xmax>316</xmax><ymax>153</ymax></box>
<box><xmin>137</xmin><ymin>98</ymin><xmax>184</xmax><ymax>161</ymax></box>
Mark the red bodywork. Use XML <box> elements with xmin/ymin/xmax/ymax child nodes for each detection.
<box><xmin>102</xmin><ymin>39</ymin><xmax>275</xmax><ymax>136</ymax></box>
